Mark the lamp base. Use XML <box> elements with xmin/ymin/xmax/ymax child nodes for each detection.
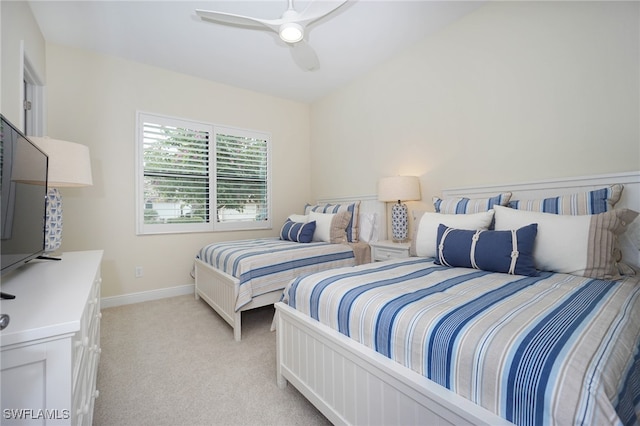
<box><xmin>390</xmin><ymin>202</ymin><xmax>409</xmax><ymax>243</ymax></box>
<box><xmin>45</xmin><ymin>188</ymin><xmax>63</xmax><ymax>252</ymax></box>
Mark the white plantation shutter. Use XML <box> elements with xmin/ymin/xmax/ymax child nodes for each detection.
<box><xmin>214</xmin><ymin>127</ymin><xmax>270</xmax><ymax>231</ymax></box>
<box><xmin>136</xmin><ymin>112</ymin><xmax>271</xmax><ymax>235</ymax></box>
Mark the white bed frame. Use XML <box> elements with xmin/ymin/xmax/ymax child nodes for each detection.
<box><xmin>275</xmin><ymin>171</ymin><xmax>640</xmax><ymax>425</ymax></box>
<box><xmin>194</xmin><ymin>197</ymin><xmax>386</xmax><ymax>341</ymax></box>
<box><xmin>195</xmin><ymin>260</ymin><xmax>283</xmax><ymax>341</ymax></box>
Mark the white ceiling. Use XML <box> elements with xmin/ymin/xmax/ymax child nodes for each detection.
<box><xmin>28</xmin><ymin>0</ymin><xmax>485</xmax><ymax>103</ymax></box>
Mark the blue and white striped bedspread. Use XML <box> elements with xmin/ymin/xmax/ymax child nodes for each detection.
<box><xmin>196</xmin><ymin>238</ymin><xmax>355</xmax><ymax>311</ymax></box>
<box><xmin>284</xmin><ymin>257</ymin><xmax>640</xmax><ymax>426</ymax></box>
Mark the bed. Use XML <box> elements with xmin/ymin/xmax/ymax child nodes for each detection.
<box><xmin>275</xmin><ymin>171</ymin><xmax>640</xmax><ymax>425</ymax></box>
<box><xmin>194</xmin><ymin>198</ymin><xmax>385</xmax><ymax>341</ymax></box>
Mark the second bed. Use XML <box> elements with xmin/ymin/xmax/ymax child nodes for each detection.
<box><xmin>194</xmin><ymin>198</ymin><xmax>383</xmax><ymax>340</ymax></box>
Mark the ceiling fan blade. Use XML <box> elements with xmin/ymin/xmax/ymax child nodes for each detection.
<box><xmin>290</xmin><ymin>40</ymin><xmax>320</xmax><ymax>71</ymax></box>
<box><xmin>296</xmin><ymin>0</ymin><xmax>348</xmax><ymax>25</ymax></box>
<box><xmin>196</xmin><ymin>9</ymin><xmax>281</xmax><ymax>32</ymax></box>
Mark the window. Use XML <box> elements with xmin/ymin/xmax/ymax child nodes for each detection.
<box><xmin>136</xmin><ymin>112</ymin><xmax>271</xmax><ymax>235</ymax></box>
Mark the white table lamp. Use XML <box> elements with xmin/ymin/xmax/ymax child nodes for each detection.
<box><xmin>378</xmin><ymin>176</ymin><xmax>421</xmax><ymax>243</ymax></box>
<box><xmin>29</xmin><ymin>137</ymin><xmax>93</xmax><ymax>252</ymax></box>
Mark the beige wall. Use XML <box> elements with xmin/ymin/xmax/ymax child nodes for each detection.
<box><xmin>1</xmin><ymin>1</ymin><xmax>46</xmax><ymax>126</ymax></box>
<box><xmin>44</xmin><ymin>45</ymin><xmax>311</xmax><ymax>298</ymax></box>
<box><xmin>310</xmin><ymin>1</ymin><xmax>640</xmax><ymax>211</ymax></box>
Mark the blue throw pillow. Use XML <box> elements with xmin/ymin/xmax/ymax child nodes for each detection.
<box><xmin>434</xmin><ymin>223</ymin><xmax>538</xmax><ymax>276</ymax></box>
<box><xmin>280</xmin><ymin>220</ymin><xmax>316</xmax><ymax>243</ymax></box>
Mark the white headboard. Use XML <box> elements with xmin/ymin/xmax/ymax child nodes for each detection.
<box><xmin>442</xmin><ymin>171</ymin><xmax>640</xmax><ymax>269</ymax></box>
<box><xmin>317</xmin><ymin>195</ymin><xmax>387</xmax><ymax>242</ymax></box>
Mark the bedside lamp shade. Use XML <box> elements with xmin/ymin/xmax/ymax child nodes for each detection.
<box><xmin>378</xmin><ymin>176</ymin><xmax>421</xmax><ymax>243</ymax></box>
<box><xmin>29</xmin><ymin>137</ymin><xmax>93</xmax><ymax>187</ymax></box>
<box><xmin>28</xmin><ymin>137</ymin><xmax>93</xmax><ymax>252</ymax></box>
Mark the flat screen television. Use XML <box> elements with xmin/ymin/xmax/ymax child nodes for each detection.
<box><xmin>0</xmin><ymin>114</ymin><xmax>49</xmax><ymax>280</ymax></box>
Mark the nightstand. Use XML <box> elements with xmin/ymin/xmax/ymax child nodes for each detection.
<box><xmin>370</xmin><ymin>240</ymin><xmax>411</xmax><ymax>262</ymax></box>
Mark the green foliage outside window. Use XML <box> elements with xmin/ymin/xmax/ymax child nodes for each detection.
<box><xmin>141</xmin><ymin>121</ymin><xmax>268</xmax><ymax>226</ymax></box>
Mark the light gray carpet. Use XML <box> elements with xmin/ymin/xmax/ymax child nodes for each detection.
<box><xmin>93</xmin><ymin>295</ymin><xmax>331</xmax><ymax>426</ymax></box>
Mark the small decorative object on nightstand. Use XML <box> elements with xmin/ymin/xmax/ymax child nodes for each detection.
<box><xmin>378</xmin><ymin>175</ymin><xmax>421</xmax><ymax>243</ymax></box>
<box><xmin>370</xmin><ymin>240</ymin><xmax>411</xmax><ymax>262</ymax></box>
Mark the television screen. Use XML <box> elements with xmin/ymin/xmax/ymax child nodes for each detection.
<box><xmin>0</xmin><ymin>114</ymin><xmax>49</xmax><ymax>276</ymax></box>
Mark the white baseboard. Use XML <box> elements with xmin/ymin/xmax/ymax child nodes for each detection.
<box><xmin>101</xmin><ymin>284</ymin><xmax>195</xmax><ymax>309</ymax></box>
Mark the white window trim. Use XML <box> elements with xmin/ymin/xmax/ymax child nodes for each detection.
<box><xmin>135</xmin><ymin>111</ymin><xmax>272</xmax><ymax>235</ymax></box>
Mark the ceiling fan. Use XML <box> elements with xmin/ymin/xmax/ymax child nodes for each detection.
<box><xmin>195</xmin><ymin>0</ymin><xmax>348</xmax><ymax>71</ymax></box>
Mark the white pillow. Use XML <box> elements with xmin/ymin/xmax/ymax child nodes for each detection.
<box><xmin>309</xmin><ymin>211</ymin><xmax>335</xmax><ymax>242</ymax></box>
<box><xmin>358</xmin><ymin>212</ymin><xmax>377</xmax><ymax>243</ymax></box>
<box><xmin>287</xmin><ymin>214</ymin><xmax>308</xmax><ymax>223</ymax></box>
<box><xmin>413</xmin><ymin>210</ymin><xmax>495</xmax><ymax>258</ymax></box>
<box><xmin>494</xmin><ymin>205</ymin><xmax>587</xmax><ymax>274</ymax></box>
<box><xmin>493</xmin><ymin>205</ymin><xmax>638</xmax><ymax>279</ymax></box>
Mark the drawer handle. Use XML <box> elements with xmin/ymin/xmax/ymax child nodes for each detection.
<box><xmin>75</xmin><ymin>336</ymin><xmax>90</xmax><ymax>348</ymax></box>
<box><xmin>77</xmin><ymin>403</ymin><xmax>90</xmax><ymax>416</ymax></box>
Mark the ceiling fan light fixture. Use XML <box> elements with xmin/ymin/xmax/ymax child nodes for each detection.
<box><xmin>279</xmin><ymin>22</ymin><xmax>303</xmax><ymax>43</ymax></box>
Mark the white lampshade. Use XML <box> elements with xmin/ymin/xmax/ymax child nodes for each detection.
<box><xmin>28</xmin><ymin>137</ymin><xmax>93</xmax><ymax>187</ymax></box>
<box><xmin>378</xmin><ymin>176</ymin><xmax>421</xmax><ymax>202</ymax></box>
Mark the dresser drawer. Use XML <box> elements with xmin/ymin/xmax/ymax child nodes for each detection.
<box><xmin>73</xmin><ymin>275</ymin><xmax>99</xmax><ymax>392</ymax></box>
<box><xmin>72</xmin><ymin>269</ymin><xmax>102</xmax><ymax>426</ymax></box>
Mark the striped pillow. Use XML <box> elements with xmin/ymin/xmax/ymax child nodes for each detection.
<box><xmin>280</xmin><ymin>219</ymin><xmax>316</xmax><ymax>243</ymax></box>
<box><xmin>433</xmin><ymin>193</ymin><xmax>511</xmax><ymax>214</ymax></box>
<box><xmin>494</xmin><ymin>205</ymin><xmax>638</xmax><ymax>280</ymax></box>
<box><xmin>305</xmin><ymin>201</ymin><xmax>360</xmax><ymax>242</ymax></box>
<box><xmin>508</xmin><ymin>184</ymin><xmax>623</xmax><ymax>215</ymax></box>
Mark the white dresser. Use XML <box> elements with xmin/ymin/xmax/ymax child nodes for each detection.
<box><xmin>0</xmin><ymin>250</ymin><xmax>103</xmax><ymax>425</ymax></box>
